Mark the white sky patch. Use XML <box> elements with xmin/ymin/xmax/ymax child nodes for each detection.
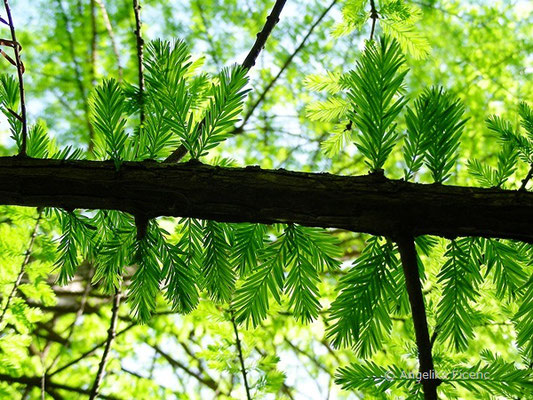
<box><xmin>514</xmin><ymin>0</ymin><xmax>533</xmax><ymax>17</ymax></box>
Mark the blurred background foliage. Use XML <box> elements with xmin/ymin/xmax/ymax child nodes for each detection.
<box><xmin>0</xmin><ymin>0</ymin><xmax>531</xmax><ymax>399</ymax></box>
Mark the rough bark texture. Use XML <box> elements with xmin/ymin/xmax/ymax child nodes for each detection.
<box><xmin>1</xmin><ymin>157</ymin><xmax>532</xmax><ymax>242</ymax></box>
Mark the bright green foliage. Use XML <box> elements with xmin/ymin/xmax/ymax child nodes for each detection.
<box><xmin>321</xmin><ymin>125</ymin><xmax>353</xmax><ymax>158</ymax></box>
<box><xmin>331</xmin><ymin>0</ymin><xmax>429</xmax><ymax>59</ymax></box>
<box><xmin>162</xmin><ymin>238</ymin><xmax>200</xmax><ymax>313</ymax></box>
<box><xmin>128</xmin><ymin>222</ymin><xmax>163</xmax><ymax>322</ymax></box>
<box><xmin>467</xmin><ymin>144</ymin><xmax>518</xmax><ymax>188</ymax></box>
<box><xmin>0</xmin><ymin>74</ymin><xmax>18</xmax><ymax>106</ymax></box>
<box><xmin>303</xmin><ymin>71</ymin><xmax>348</xmax><ymax>94</ymax></box>
<box><xmin>448</xmin><ymin>351</ymin><xmax>533</xmax><ymax>398</ymax></box>
<box><xmin>487</xmin><ymin>108</ymin><xmax>533</xmax><ymax>165</ymax></box>
<box><xmin>297</xmin><ymin>226</ymin><xmax>342</xmax><ymax>272</ymax></box>
<box><xmin>335</xmin><ymin>362</ymin><xmax>415</xmax><ymax>395</ymax></box>
<box><xmin>163</xmin><ymin>218</ymin><xmax>204</xmax><ymax>312</ymax></box>
<box><xmin>177</xmin><ymin>218</ymin><xmax>204</xmax><ymax>271</ymax></box>
<box><xmin>346</xmin><ymin>36</ymin><xmax>408</xmax><ymax>171</ymax></box>
<box><xmin>26</xmin><ymin>121</ymin><xmax>49</xmax><ymax>158</ymax></box>
<box><xmin>306</xmin><ymin>97</ymin><xmax>350</xmax><ymax>122</ymax></box>
<box><xmin>331</xmin><ymin>0</ymin><xmax>368</xmax><ymax>38</ymax></box>
<box><xmin>190</xmin><ymin>66</ymin><xmax>249</xmax><ymax>158</ymax></box>
<box><xmin>26</xmin><ymin>120</ymin><xmax>83</xmax><ymax>160</ymax></box>
<box><xmin>234</xmin><ymin>224</ymin><xmax>340</xmax><ymax>326</ymax></box>
<box><xmin>202</xmin><ymin>220</ymin><xmax>235</xmax><ymax>303</ymax></box>
<box><xmin>516</xmin><ymin>273</ymin><xmax>533</xmax><ymax>361</ymax></box>
<box><xmin>327</xmin><ymin>237</ymin><xmax>398</xmax><ymax>357</ymax></box>
<box><xmin>380</xmin><ymin>2</ymin><xmax>430</xmax><ymax>59</ymax></box>
<box><xmin>0</xmin><ymin>74</ymin><xmax>21</xmax><ymax>149</ymax></box>
<box><xmin>285</xmin><ymin>225</ymin><xmax>341</xmax><ymax>322</ymax></box>
<box><xmin>519</xmin><ymin>101</ymin><xmax>533</xmax><ymax>138</ymax></box>
<box><xmin>141</xmin><ymin>39</ymin><xmax>249</xmax><ymax>160</ymax></box>
<box><xmin>91</xmin><ymin>211</ymin><xmax>136</xmax><ymax>293</ymax></box>
<box><xmin>137</xmin><ymin>102</ymin><xmax>176</xmax><ymax>159</ymax></box>
<box><xmin>483</xmin><ymin>239</ymin><xmax>527</xmax><ymax>299</ymax></box>
<box><xmin>403</xmin><ymin>87</ymin><xmax>441</xmax><ymax>180</ymax></box>
<box><xmin>403</xmin><ymin>86</ymin><xmax>467</xmax><ymax>183</ymax></box>
<box><xmin>285</xmin><ymin>255</ymin><xmax>320</xmax><ymax>322</ymax></box>
<box><xmin>54</xmin><ymin>210</ymin><xmax>94</xmax><ymax>285</ymax></box>
<box><xmin>142</xmin><ymin>39</ymin><xmax>195</xmax><ymax>156</ymax></box>
<box><xmin>436</xmin><ymin>238</ymin><xmax>483</xmax><ymax>351</ymax></box>
<box><xmin>423</xmin><ymin>88</ymin><xmax>467</xmax><ymax>183</ymax></box>
<box><xmin>91</xmin><ymin>79</ymin><xmax>130</xmax><ymax>167</ymax></box>
<box><xmin>232</xmin><ymin>223</ymin><xmax>268</xmax><ymax>276</ymax></box>
<box><xmin>233</xmin><ymin>227</ymin><xmax>288</xmax><ymax>326</ymax></box>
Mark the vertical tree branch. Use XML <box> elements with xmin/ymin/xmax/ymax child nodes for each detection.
<box><xmin>395</xmin><ymin>238</ymin><xmax>439</xmax><ymax>398</ymax></box>
<box><xmin>88</xmin><ymin>288</ymin><xmax>121</xmax><ymax>400</ymax></box>
<box><xmin>230</xmin><ymin>310</ymin><xmax>252</xmax><ymax>400</ymax></box>
<box><xmin>0</xmin><ymin>210</ymin><xmax>42</xmax><ymax>325</ymax></box>
<box><xmin>395</xmin><ymin>234</ymin><xmax>440</xmax><ymax>400</ymax></box>
<box><xmin>163</xmin><ymin>0</ymin><xmax>289</xmax><ymax>163</ymax></box>
<box><xmin>132</xmin><ymin>0</ymin><xmax>145</xmax><ymax>128</ymax></box>
<box><xmin>369</xmin><ymin>0</ymin><xmax>379</xmax><ymax>41</ymax></box>
<box><xmin>3</xmin><ymin>0</ymin><xmax>27</xmax><ymax>156</ymax></box>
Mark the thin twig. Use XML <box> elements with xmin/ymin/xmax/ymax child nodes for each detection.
<box><xmin>0</xmin><ymin>210</ymin><xmax>42</xmax><ymax>325</ymax></box>
<box><xmin>395</xmin><ymin>234</ymin><xmax>440</xmax><ymax>400</ymax></box>
<box><xmin>3</xmin><ymin>0</ymin><xmax>27</xmax><ymax>156</ymax></box>
<box><xmin>95</xmin><ymin>0</ymin><xmax>123</xmax><ymax>81</ymax></box>
<box><xmin>238</xmin><ymin>0</ymin><xmax>338</xmax><ymax>130</ymax></box>
<box><xmin>132</xmin><ymin>0</ymin><xmax>145</xmax><ymax>130</ymax></box>
<box><xmin>88</xmin><ymin>288</ymin><xmax>121</xmax><ymax>400</ymax></box>
<box><xmin>230</xmin><ymin>310</ymin><xmax>252</xmax><ymax>400</ymax></box>
<box><xmin>49</xmin><ymin>322</ymin><xmax>136</xmax><ymax>377</ymax></box>
<box><xmin>151</xmin><ymin>344</ymin><xmax>223</xmax><ymax>394</ymax></box>
<box><xmin>164</xmin><ymin>0</ymin><xmax>289</xmax><ymax>163</ymax></box>
<box><xmin>284</xmin><ymin>338</ymin><xmax>330</xmax><ymax>374</ymax></box>
<box><xmin>369</xmin><ymin>0</ymin><xmax>379</xmax><ymax>40</ymax></box>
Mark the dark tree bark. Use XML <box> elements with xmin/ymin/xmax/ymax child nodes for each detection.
<box><xmin>396</xmin><ymin>235</ymin><xmax>440</xmax><ymax>400</ymax></box>
<box><xmin>1</xmin><ymin>157</ymin><xmax>532</xmax><ymax>242</ymax></box>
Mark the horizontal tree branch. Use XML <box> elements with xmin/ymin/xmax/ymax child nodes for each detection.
<box><xmin>0</xmin><ymin>157</ymin><xmax>532</xmax><ymax>242</ymax></box>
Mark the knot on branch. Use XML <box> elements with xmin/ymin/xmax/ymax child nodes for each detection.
<box><xmin>0</xmin><ymin>38</ymin><xmax>21</xmax><ymax>50</ymax></box>
<box><xmin>135</xmin><ymin>214</ymin><xmax>149</xmax><ymax>240</ymax></box>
